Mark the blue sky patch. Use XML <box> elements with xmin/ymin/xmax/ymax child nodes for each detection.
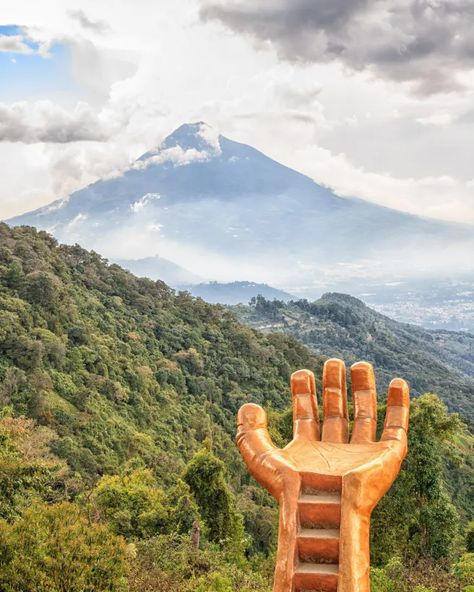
<box><xmin>0</xmin><ymin>24</ymin><xmax>25</xmax><ymax>36</ymax></box>
<box><xmin>0</xmin><ymin>25</ymin><xmax>77</xmax><ymax>101</ymax></box>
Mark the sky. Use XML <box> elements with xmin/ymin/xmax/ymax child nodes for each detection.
<box><xmin>1</xmin><ymin>0</ymin><xmax>474</xmax><ymax>224</ymax></box>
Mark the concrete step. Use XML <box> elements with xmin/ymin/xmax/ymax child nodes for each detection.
<box><xmin>297</xmin><ymin>528</ymin><xmax>340</xmax><ymax>563</ymax></box>
<box><xmin>293</xmin><ymin>562</ymin><xmax>339</xmax><ymax>591</ymax></box>
<box><xmin>298</xmin><ymin>493</ymin><xmax>341</xmax><ymax>528</ymax></box>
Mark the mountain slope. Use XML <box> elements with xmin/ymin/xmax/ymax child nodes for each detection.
<box><xmin>232</xmin><ymin>294</ymin><xmax>474</xmax><ymax>423</ymax></box>
<box><xmin>7</xmin><ymin>122</ymin><xmax>473</xmax><ymax>289</ymax></box>
<box><xmin>0</xmin><ymin>223</ymin><xmax>319</xmax><ymax>481</ymax></box>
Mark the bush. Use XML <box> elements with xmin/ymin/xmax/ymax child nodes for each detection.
<box><xmin>0</xmin><ymin>502</ymin><xmax>129</xmax><ymax>592</ymax></box>
<box><xmin>128</xmin><ymin>534</ymin><xmax>271</xmax><ymax>592</ymax></box>
<box><xmin>455</xmin><ymin>553</ymin><xmax>474</xmax><ymax>589</ymax></box>
<box><xmin>88</xmin><ymin>469</ymin><xmax>169</xmax><ymax>539</ymax></box>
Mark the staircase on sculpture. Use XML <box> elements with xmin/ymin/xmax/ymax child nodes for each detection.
<box><xmin>293</xmin><ymin>474</ymin><xmax>342</xmax><ymax>592</ymax></box>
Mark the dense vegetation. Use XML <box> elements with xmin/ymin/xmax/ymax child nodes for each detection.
<box><xmin>234</xmin><ymin>294</ymin><xmax>474</xmax><ymax>423</ymax></box>
<box><xmin>0</xmin><ymin>224</ymin><xmax>472</xmax><ymax>591</ymax></box>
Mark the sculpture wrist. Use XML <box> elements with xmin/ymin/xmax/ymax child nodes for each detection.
<box><xmin>338</xmin><ymin>504</ymin><xmax>371</xmax><ymax>592</ymax></box>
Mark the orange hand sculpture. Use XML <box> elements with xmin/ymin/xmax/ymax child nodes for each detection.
<box><xmin>237</xmin><ymin>359</ymin><xmax>409</xmax><ymax>592</ymax></box>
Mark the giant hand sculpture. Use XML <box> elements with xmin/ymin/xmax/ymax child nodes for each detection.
<box><xmin>237</xmin><ymin>359</ymin><xmax>409</xmax><ymax>592</ymax></box>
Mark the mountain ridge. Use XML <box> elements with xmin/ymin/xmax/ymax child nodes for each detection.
<box><xmin>178</xmin><ymin>280</ymin><xmax>295</xmax><ymax>304</ymax></box>
<box><xmin>231</xmin><ymin>292</ymin><xmax>474</xmax><ymax>422</ymax></box>
<box><xmin>113</xmin><ymin>255</ymin><xmax>202</xmax><ymax>286</ymax></box>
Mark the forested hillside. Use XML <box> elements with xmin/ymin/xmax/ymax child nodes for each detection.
<box><xmin>233</xmin><ymin>294</ymin><xmax>474</xmax><ymax>423</ymax></box>
<box><xmin>0</xmin><ymin>224</ymin><xmax>472</xmax><ymax>591</ymax></box>
<box><xmin>0</xmin><ymin>224</ymin><xmax>321</xmax><ymax>481</ymax></box>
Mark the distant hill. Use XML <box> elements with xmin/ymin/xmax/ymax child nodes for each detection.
<box><xmin>111</xmin><ymin>268</ymin><xmax>294</xmax><ymax>305</ymax></box>
<box><xmin>232</xmin><ymin>293</ymin><xmax>474</xmax><ymax>423</ymax></box>
<box><xmin>7</xmin><ymin>122</ymin><xmax>473</xmax><ymax>290</ymax></box>
<box><xmin>178</xmin><ymin>281</ymin><xmax>294</xmax><ymax>304</ymax></box>
<box><xmin>114</xmin><ymin>255</ymin><xmax>202</xmax><ymax>286</ymax></box>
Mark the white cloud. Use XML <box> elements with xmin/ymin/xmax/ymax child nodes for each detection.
<box><xmin>67</xmin><ymin>212</ymin><xmax>87</xmax><ymax>227</ymax></box>
<box><xmin>132</xmin><ymin>146</ymin><xmax>212</xmax><ymax>170</ymax></box>
<box><xmin>197</xmin><ymin>122</ymin><xmax>222</xmax><ymax>154</ymax></box>
<box><xmin>147</xmin><ymin>222</ymin><xmax>163</xmax><ymax>232</ymax></box>
<box><xmin>130</xmin><ymin>193</ymin><xmax>161</xmax><ymax>213</ymax></box>
<box><xmin>68</xmin><ymin>9</ymin><xmax>108</xmax><ymax>33</ymax></box>
<box><xmin>289</xmin><ymin>144</ymin><xmax>474</xmax><ymax>224</ymax></box>
<box><xmin>416</xmin><ymin>113</ymin><xmax>454</xmax><ymax>127</ymax></box>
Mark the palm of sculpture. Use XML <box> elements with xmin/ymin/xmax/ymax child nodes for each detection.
<box><xmin>237</xmin><ymin>359</ymin><xmax>410</xmax><ymax>592</ymax></box>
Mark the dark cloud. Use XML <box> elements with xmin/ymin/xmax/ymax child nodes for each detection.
<box><xmin>200</xmin><ymin>0</ymin><xmax>474</xmax><ymax>94</ymax></box>
<box><xmin>68</xmin><ymin>9</ymin><xmax>108</xmax><ymax>33</ymax></box>
<box><xmin>0</xmin><ymin>102</ymin><xmax>111</xmax><ymax>143</ymax></box>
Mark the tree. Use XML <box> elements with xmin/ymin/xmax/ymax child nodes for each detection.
<box><xmin>167</xmin><ymin>478</ymin><xmax>201</xmax><ymax>535</ymax></box>
<box><xmin>0</xmin><ymin>415</ymin><xmax>63</xmax><ymax>519</ymax></box>
<box><xmin>454</xmin><ymin>552</ymin><xmax>474</xmax><ymax>589</ymax></box>
<box><xmin>466</xmin><ymin>522</ymin><xmax>474</xmax><ymax>553</ymax></box>
<box><xmin>184</xmin><ymin>447</ymin><xmax>245</xmax><ymax>554</ymax></box>
<box><xmin>0</xmin><ymin>367</ymin><xmax>27</xmax><ymax>407</ymax></box>
<box><xmin>22</xmin><ymin>270</ymin><xmax>62</xmax><ymax>309</ymax></box>
<box><xmin>372</xmin><ymin>394</ymin><xmax>462</xmax><ymax>565</ymax></box>
<box><xmin>4</xmin><ymin>261</ymin><xmax>24</xmax><ymax>291</ymax></box>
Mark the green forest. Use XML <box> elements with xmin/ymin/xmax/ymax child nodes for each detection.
<box><xmin>0</xmin><ymin>223</ymin><xmax>472</xmax><ymax>591</ymax></box>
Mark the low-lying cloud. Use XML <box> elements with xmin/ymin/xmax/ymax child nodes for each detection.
<box><xmin>201</xmin><ymin>0</ymin><xmax>474</xmax><ymax>94</ymax></box>
<box><xmin>0</xmin><ymin>101</ymin><xmax>113</xmax><ymax>143</ymax></box>
<box><xmin>133</xmin><ymin>147</ymin><xmax>212</xmax><ymax>169</ymax></box>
